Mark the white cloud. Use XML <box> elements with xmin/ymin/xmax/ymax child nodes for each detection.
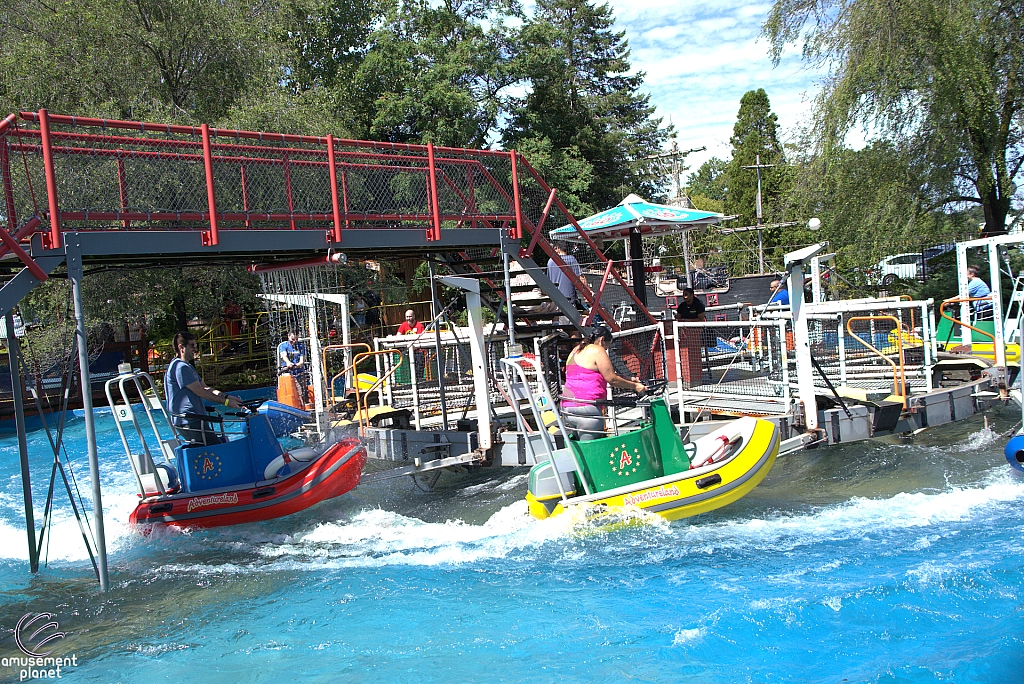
<box><xmin>604</xmin><ymin>0</ymin><xmax>827</xmax><ymax>174</ymax></box>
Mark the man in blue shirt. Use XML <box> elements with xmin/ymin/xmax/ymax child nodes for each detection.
<box><xmin>967</xmin><ymin>265</ymin><xmax>993</xmax><ymax>320</ymax></box>
<box><xmin>165</xmin><ymin>332</ymin><xmax>242</xmax><ymax>443</ymax></box>
<box><xmin>278</xmin><ymin>332</ymin><xmax>306</xmax><ymax>373</ymax></box>
<box><xmin>769</xmin><ymin>280</ymin><xmax>790</xmax><ymax>306</ymax></box>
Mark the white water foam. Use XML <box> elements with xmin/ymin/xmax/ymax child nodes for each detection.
<box><xmin>254</xmin><ymin>500</ymin><xmax>563</xmax><ymax>568</ymax></box>
<box><xmin>6</xmin><ymin>453</ymin><xmax>1023</xmax><ymax>571</ymax></box>
<box><xmin>671</xmin><ymin>627</ymin><xmax>706</xmax><ymax>645</ymax></box>
<box><xmin>0</xmin><ymin>484</ymin><xmax>142</xmax><ymax>563</ymax></box>
<box><xmin>154</xmin><ymin>470</ymin><xmax>1024</xmax><ymax>574</ymax></box>
<box><xmin>664</xmin><ymin>469</ymin><xmax>1024</xmax><ymax>559</ymax></box>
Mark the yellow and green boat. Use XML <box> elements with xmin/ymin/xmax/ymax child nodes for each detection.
<box><xmin>525</xmin><ymin>398</ymin><xmax>780</xmax><ymax>521</ymax></box>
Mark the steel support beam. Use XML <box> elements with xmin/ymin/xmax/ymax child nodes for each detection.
<box><xmin>6</xmin><ymin>312</ymin><xmax>38</xmax><ymax>573</ymax></box>
<box><xmin>67</xmin><ymin>237</ymin><xmax>109</xmax><ymax>591</ymax></box>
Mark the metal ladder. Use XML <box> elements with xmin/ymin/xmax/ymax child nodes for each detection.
<box><xmin>499</xmin><ymin>354</ymin><xmax>592</xmax><ymax>498</ymax></box>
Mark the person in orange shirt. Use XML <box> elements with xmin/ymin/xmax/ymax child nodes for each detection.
<box><xmin>397</xmin><ymin>309</ymin><xmax>425</xmax><ymax>335</ymax></box>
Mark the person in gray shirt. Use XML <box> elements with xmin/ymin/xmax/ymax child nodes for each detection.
<box><xmin>165</xmin><ymin>331</ymin><xmax>242</xmax><ymax>443</ymax></box>
<box><xmin>547</xmin><ymin>242</ymin><xmax>584</xmax><ymax>307</ymax></box>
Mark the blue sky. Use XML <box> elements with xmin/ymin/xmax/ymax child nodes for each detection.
<box><xmin>606</xmin><ymin>0</ymin><xmax>825</xmax><ymax>179</ymax></box>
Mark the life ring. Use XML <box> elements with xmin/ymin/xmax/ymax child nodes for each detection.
<box><xmin>691</xmin><ymin>435</ymin><xmax>732</xmax><ymax>469</ymax></box>
<box><xmin>690</xmin><ymin>421</ymin><xmax>747</xmax><ymax>469</ymax></box>
<box><xmin>263</xmin><ymin>448</ymin><xmax>320</xmax><ymax>480</ymax></box>
<box><xmin>263</xmin><ymin>454</ymin><xmax>292</xmax><ymax>480</ymax></box>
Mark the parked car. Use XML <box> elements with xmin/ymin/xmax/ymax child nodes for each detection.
<box><xmin>873</xmin><ymin>253</ymin><xmax>922</xmax><ymax>286</ymax></box>
<box><xmin>870</xmin><ymin>245</ymin><xmax>954</xmax><ymax>286</ymax></box>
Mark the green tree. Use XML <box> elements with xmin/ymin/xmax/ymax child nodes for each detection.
<box><xmin>280</xmin><ymin>0</ymin><xmax>379</xmax><ymax>93</ymax></box>
<box><xmin>335</xmin><ymin>0</ymin><xmax>518</xmax><ymax>147</ymax></box>
<box><xmin>0</xmin><ymin>0</ymin><xmax>275</xmax><ymax>121</ymax></box>
<box><xmin>686</xmin><ymin>157</ymin><xmax>728</xmax><ymax>203</ymax></box>
<box><xmin>724</xmin><ymin>89</ymin><xmax>789</xmax><ymax>229</ymax></box>
<box><xmin>765</xmin><ymin>0</ymin><xmax>1024</xmax><ymax>236</ymax></box>
<box><xmin>785</xmin><ymin>138</ymin><xmax>977</xmax><ymax>273</ymax></box>
<box><xmin>504</xmin><ymin>0</ymin><xmax>669</xmax><ymax>212</ymax></box>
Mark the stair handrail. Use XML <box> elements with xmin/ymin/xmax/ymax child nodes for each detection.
<box><xmin>352</xmin><ymin>349</ymin><xmax>404</xmax><ymax>435</ymax></box>
<box><xmin>845</xmin><ymin>315</ymin><xmax>907</xmax><ymax>408</ymax></box>
<box><xmin>321</xmin><ymin>343</ymin><xmax>372</xmax><ymax>407</ymax></box>
<box><xmin>939</xmin><ymin>296</ymin><xmax>996</xmax><ymax>344</ymax></box>
<box><xmin>515</xmin><ymin>153</ymin><xmax>658</xmax><ymax>329</ymax></box>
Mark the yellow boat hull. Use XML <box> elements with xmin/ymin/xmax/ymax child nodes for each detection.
<box><xmin>528</xmin><ymin>417</ymin><xmax>780</xmax><ymax>522</ymax></box>
<box><xmin>950</xmin><ymin>342</ymin><xmax>1020</xmax><ymax>363</ymax></box>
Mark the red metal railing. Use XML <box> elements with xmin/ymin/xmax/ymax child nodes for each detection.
<box><xmin>0</xmin><ymin>110</ymin><xmax>657</xmax><ymax>329</ymax></box>
<box><xmin>0</xmin><ymin>110</ymin><xmax>523</xmax><ymax>249</ymax></box>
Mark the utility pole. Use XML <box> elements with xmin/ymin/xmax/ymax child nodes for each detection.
<box><xmin>649</xmin><ymin>139</ymin><xmax>706</xmax><ymax>203</ymax></box>
<box><xmin>648</xmin><ymin>140</ymin><xmax>706</xmax><ymax>288</ymax></box>
<box><xmin>742</xmin><ymin>154</ymin><xmax>775</xmax><ymax>274</ymax></box>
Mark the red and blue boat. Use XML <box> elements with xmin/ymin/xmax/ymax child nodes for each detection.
<box><xmin>106</xmin><ymin>364</ymin><xmax>366</xmax><ymax>529</ymax></box>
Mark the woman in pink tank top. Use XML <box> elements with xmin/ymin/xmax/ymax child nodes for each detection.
<box><xmin>562</xmin><ymin>325</ymin><xmax>647</xmax><ymax>441</ymax></box>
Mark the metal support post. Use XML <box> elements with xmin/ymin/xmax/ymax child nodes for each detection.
<box><xmin>307</xmin><ymin>305</ymin><xmax>324</xmax><ymax>428</ymax></box>
<box><xmin>6</xmin><ymin>312</ymin><xmax>38</xmax><ymax>573</ymax></box>
<box><xmin>439</xmin><ymin>276</ymin><xmax>493</xmax><ymax>451</ymax></box>
<box><xmin>837</xmin><ymin>317</ymin><xmax>848</xmax><ymax>385</ymax></box>
<box><xmin>778</xmin><ymin>319</ymin><xmax>791</xmax><ymax>403</ymax></box>
<box><xmin>503</xmin><ymin>243</ymin><xmax>516</xmax><ymax>346</ymax></box>
<box><xmin>629</xmin><ymin>225</ymin><xmax>647</xmax><ymax>308</ymax></box>
<box><xmin>200</xmin><ymin>123</ymin><xmax>219</xmax><ymax>246</ymax></box>
<box><xmin>327</xmin><ymin>134</ymin><xmax>343</xmax><ymax>243</ymax></box>
<box><xmin>427</xmin><ymin>142</ymin><xmax>442</xmax><ymax>241</ymax></box>
<box><xmin>956</xmin><ymin>243</ymin><xmax>971</xmax><ymax>345</ymax></box>
<box><xmin>510</xmin><ymin>151</ymin><xmax>524</xmax><ymax>240</ymax></box>
<box><xmin>68</xmin><ymin>240</ymin><xmax>109</xmax><ymax>590</ymax></box>
<box><xmin>786</xmin><ymin>243</ymin><xmax>828</xmax><ymax>432</ymax></box>
<box><xmin>428</xmin><ymin>260</ymin><xmax>449</xmax><ymax>430</ymax></box>
<box><xmin>682</xmin><ymin>231</ymin><xmax>693</xmax><ymax>289</ymax></box>
<box><xmin>810</xmin><ymin>255</ymin><xmax>823</xmax><ymax>303</ymax></box>
<box><xmin>340</xmin><ymin>293</ymin><xmax>352</xmax><ymax>388</ymax></box>
<box><xmin>989</xmin><ymin>242</ymin><xmax>1006</xmax><ymax>367</ymax></box>
<box><xmin>38</xmin><ymin>109</ymin><xmax>62</xmax><ymax>248</ymax></box>
<box><xmin>790</xmin><ymin>261</ymin><xmax>817</xmax><ymax>430</ymax></box>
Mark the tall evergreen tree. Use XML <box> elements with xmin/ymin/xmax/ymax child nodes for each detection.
<box><xmin>724</xmin><ymin>89</ymin><xmax>789</xmax><ymax>229</ymax></box>
<box><xmin>336</xmin><ymin>0</ymin><xmax>518</xmax><ymax>147</ymax></box>
<box><xmin>503</xmin><ymin>0</ymin><xmax>668</xmax><ymax>214</ymax></box>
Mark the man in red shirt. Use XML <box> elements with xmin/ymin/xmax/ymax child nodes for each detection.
<box><xmin>397</xmin><ymin>309</ymin><xmax>425</xmax><ymax>335</ymax></box>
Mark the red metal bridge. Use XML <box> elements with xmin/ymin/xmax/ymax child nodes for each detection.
<box><xmin>0</xmin><ymin>109</ymin><xmax>655</xmax><ymax>329</ymax></box>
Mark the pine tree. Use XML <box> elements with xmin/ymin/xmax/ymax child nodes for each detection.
<box><xmin>724</xmin><ymin>89</ymin><xmax>788</xmax><ymax>229</ymax></box>
<box><xmin>503</xmin><ymin>0</ymin><xmax>668</xmax><ymax>214</ymax></box>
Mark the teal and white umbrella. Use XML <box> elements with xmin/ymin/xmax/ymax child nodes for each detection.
<box><xmin>550</xmin><ymin>193</ymin><xmax>723</xmax><ymax>243</ymax></box>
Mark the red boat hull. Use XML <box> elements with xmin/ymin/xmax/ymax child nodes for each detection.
<box><xmin>129</xmin><ymin>439</ymin><xmax>366</xmax><ymax>529</ymax></box>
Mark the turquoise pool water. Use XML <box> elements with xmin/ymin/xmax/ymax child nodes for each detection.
<box><xmin>1</xmin><ymin>407</ymin><xmax>1022</xmax><ymax>682</ymax></box>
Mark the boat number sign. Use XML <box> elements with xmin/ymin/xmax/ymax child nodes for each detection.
<box><xmin>192</xmin><ymin>451</ymin><xmax>224</xmax><ymax>482</ymax></box>
<box><xmin>609</xmin><ymin>444</ymin><xmax>641</xmax><ymax>477</ymax></box>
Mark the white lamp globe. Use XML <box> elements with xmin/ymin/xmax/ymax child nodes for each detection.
<box><xmin>808</xmin><ymin>217</ymin><xmax>821</xmax><ymax>231</ymax></box>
